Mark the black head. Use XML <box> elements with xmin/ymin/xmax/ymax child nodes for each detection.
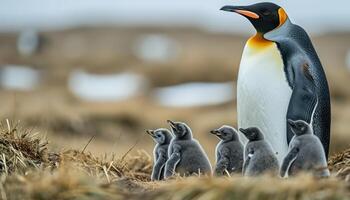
<box><xmin>146</xmin><ymin>128</ymin><xmax>173</xmax><ymax>145</ymax></box>
<box><xmin>221</xmin><ymin>2</ymin><xmax>288</xmax><ymax>34</ymax></box>
<box><xmin>287</xmin><ymin>119</ymin><xmax>312</xmax><ymax>136</ymax></box>
<box><xmin>210</xmin><ymin>125</ymin><xmax>239</xmax><ymax>142</ymax></box>
<box><xmin>167</xmin><ymin>120</ymin><xmax>192</xmax><ymax>140</ymax></box>
<box><xmin>239</xmin><ymin>127</ymin><xmax>264</xmax><ymax>141</ymax></box>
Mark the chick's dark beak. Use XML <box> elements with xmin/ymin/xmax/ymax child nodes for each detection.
<box><xmin>221</xmin><ymin>5</ymin><xmax>260</xmax><ymax>19</ymax></box>
<box><xmin>210</xmin><ymin>129</ymin><xmax>221</xmax><ymax>136</ymax></box>
<box><xmin>239</xmin><ymin>128</ymin><xmax>248</xmax><ymax>135</ymax></box>
<box><xmin>146</xmin><ymin>130</ymin><xmax>154</xmax><ymax>137</ymax></box>
<box><xmin>287</xmin><ymin>119</ymin><xmax>297</xmax><ymax>128</ymax></box>
<box><xmin>167</xmin><ymin>120</ymin><xmax>177</xmax><ymax>130</ymax></box>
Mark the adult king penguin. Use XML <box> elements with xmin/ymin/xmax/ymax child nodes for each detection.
<box><xmin>221</xmin><ymin>2</ymin><xmax>330</xmax><ymax>161</ymax></box>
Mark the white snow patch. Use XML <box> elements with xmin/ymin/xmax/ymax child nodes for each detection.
<box><xmin>154</xmin><ymin>82</ymin><xmax>235</xmax><ymax>107</ymax></box>
<box><xmin>68</xmin><ymin>70</ymin><xmax>147</xmax><ymax>102</ymax></box>
<box><xmin>0</xmin><ymin>65</ymin><xmax>40</xmax><ymax>91</ymax></box>
<box><xmin>134</xmin><ymin>34</ymin><xmax>179</xmax><ymax>62</ymax></box>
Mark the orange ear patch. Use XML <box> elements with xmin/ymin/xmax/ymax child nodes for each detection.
<box><xmin>235</xmin><ymin>10</ymin><xmax>260</xmax><ymax>19</ymax></box>
<box><xmin>278</xmin><ymin>8</ymin><xmax>288</xmax><ymax>26</ymax></box>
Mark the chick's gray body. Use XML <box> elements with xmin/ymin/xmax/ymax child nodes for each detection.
<box><xmin>285</xmin><ymin>135</ymin><xmax>329</xmax><ymax>177</ymax></box>
<box><xmin>240</xmin><ymin>127</ymin><xmax>279</xmax><ymax>176</ymax></box>
<box><xmin>152</xmin><ymin>143</ymin><xmax>169</xmax><ymax>180</ymax></box>
<box><xmin>165</xmin><ymin>121</ymin><xmax>212</xmax><ymax>178</ymax></box>
<box><xmin>211</xmin><ymin>126</ymin><xmax>243</xmax><ymax>176</ymax></box>
<box><xmin>215</xmin><ymin>140</ymin><xmax>244</xmax><ymax>175</ymax></box>
<box><xmin>147</xmin><ymin>128</ymin><xmax>172</xmax><ymax>181</ymax></box>
<box><xmin>280</xmin><ymin>120</ymin><xmax>330</xmax><ymax>178</ymax></box>
<box><xmin>168</xmin><ymin>138</ymin><xmax>212</xmax><ymax>176</ymax></box>
<box><xmin>243</xmin><ymin>141</ymin><xmax>279</xmax><ymax>176</ymax></box>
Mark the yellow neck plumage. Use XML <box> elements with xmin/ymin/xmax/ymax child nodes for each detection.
<box><xmin>247</xmin><ymin>34</ymin><xmax>273</xmax><ymax>50</ymax></box>
<box><xmin>247</xmin><ymin>8</ymin><xmax>288</xmax><ymax>51</ymax></box>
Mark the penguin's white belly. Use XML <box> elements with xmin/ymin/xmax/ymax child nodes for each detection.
<box><xmin>237</xmin><ymin>43</ymin><xmax>292</xmax><ymax>162</ymax></box>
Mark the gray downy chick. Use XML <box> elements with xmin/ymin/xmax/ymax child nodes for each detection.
<box><xmin>146</xmin><ymin>128</ymin><xmax>173</xmax><ymax>181</ymax></box>
<box><xmin>164</xmin><ymin>120</ymin><xmax>212</xmax><ymax>178</ymax></box>
<box><xmin>210</xmin><ymin>125</ymin><xmax>244</xmax><ymax>176</ymax></box>
<box><xmin>240</xmin><ymin>127</ymin><xmax>279</xmax><ymax>176</ymax></box>
<box><xmin>280</xmin><ymin>119</ymin><xmax>330</xmax><ymax>178</ymax></box>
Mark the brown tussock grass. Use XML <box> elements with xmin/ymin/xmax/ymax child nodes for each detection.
<box><xmin>329</xmin><ymin>148</ymin><xmax>350</xmax><ymax>181</ymax></box>
<box><xmin>139</xmin><ymin>175</ymin><xmax>350</xmax><ymax>200</ymax></box>
<box><xmin>55</xmin><ymin>149</ymin><xmax>152</xmax><ymax>182</ymax></box>
<box><xmin>0</xmin><ymin>120</ymin><xmax>349</xmax><ymax>200</ymax></box>
<box><xmin>0</xmin><ymin>120</ymin><xmax>48</xmax><ymax>175</ymax></box>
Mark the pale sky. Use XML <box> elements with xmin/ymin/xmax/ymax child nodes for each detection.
<box><xmin>0</xmin><ymin>0</ymin><xmax>350</xmax><ymax>35</ymax></box>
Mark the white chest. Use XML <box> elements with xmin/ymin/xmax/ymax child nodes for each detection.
<box><xmin>237</xmin><ymin>42</ymin><xmax>292</xmax><ymax>162</ymax></box>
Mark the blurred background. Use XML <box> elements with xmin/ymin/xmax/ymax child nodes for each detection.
<box><xmin>0</xmin><ymin>0</ymin><xmax>349</xmax><ymax>162</ymax></box>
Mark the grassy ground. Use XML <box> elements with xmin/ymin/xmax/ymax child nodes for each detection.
<box><xmin>1</xmin><ymin>27</ymin><xmax>350</xmax><ymax>160</ymax></box>
<box><xmin>0</xmin><ymin>27</ymin><xmax>349</xmax><ymax>160</ymax></box>
<box><xmin>0</xmin><ymin>120</ymin><xmax>349</xmax><ymax>200</ymax></box>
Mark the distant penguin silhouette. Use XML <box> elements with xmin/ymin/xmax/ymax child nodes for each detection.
<box><xmin>210</xmin><ymin>125</ymin><xmax>243</xmax><ymax>176</ymax></box>
<box><xmin>240</xmin><ymin>127</ymin><xmax>279</xmax><ymax>176</ymax></box>
<box><xmin>146</xmin><ymin>128</ymin><xmax>173</xmax><ymax>181</ymax></box>
<box><xmin>280</xmin><ymin>119</ymin><xmax>330</xmax><ymax>178</ymax></box>
<box><xmin>164</xmin><ymin>120</ymin><xmax>212</xmax><ymax>178</ymax></box>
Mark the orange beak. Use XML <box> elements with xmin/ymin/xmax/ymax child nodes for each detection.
<box><xmin>235</xmin><ymin>10</ymin><xmax>260</xmax><ymax>19</ymax></box>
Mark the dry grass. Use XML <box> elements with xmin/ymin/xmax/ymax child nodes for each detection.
<box><xmin>139</xmin><ymin>176</ymin><xmax>350</xmax><ymax>200</ymax></box>
<box><xmin>3</xmin><ymin>168</ymin><xmax>154</xmax><ymax>200</ymax></box>
<box><xmin>0</xmin><ymin>120</ymin><xmax>154</xmax><ymax>199</ymax></box>
<box><xmin>0</xmin><ymin>120</ymin><xmax>349</xmax><ymax>200</ymax></box>
<box><xmin>55</xmin><ymin>149</ymin><xmax>152</xmax><ymax>182</ymax></box>
<box><xmin>0</xmin><ymin>119</ymin><xmax>153</xmax><ymax>180</ymax></box>
<box><xmin>329</xmin><ymin>148</ymin><xmax>350</xmax><ymax>181</ymax></box>
<box><xmin>0</xmin><ymin>120</ymin><xmax>48</xmax><ymax>175</ymax></box>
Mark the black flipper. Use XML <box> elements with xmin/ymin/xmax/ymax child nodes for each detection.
<box><xmin>286</xmin><ymin>59</ymin><xmax>318</xmax><ymax>144</ymax></box>
<box><xmin>151</xmin><ymin>149</ymin><xmax>167</xmax><ymax>181</ymax></box>
<box><xmin>280</xmin><ymin>146</ymin><xmax>299</xmax><ymax>177</ymax></box>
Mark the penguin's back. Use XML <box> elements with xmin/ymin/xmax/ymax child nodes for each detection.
<box><xmin>292</xmin><ymin>26</ymin><xmax>331</xmax><ymax>157</ymax></box>
<box><xmin>265</xmin><ymin>20</ymin><xmax>331</xmax><ymax>156</ymax></box>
